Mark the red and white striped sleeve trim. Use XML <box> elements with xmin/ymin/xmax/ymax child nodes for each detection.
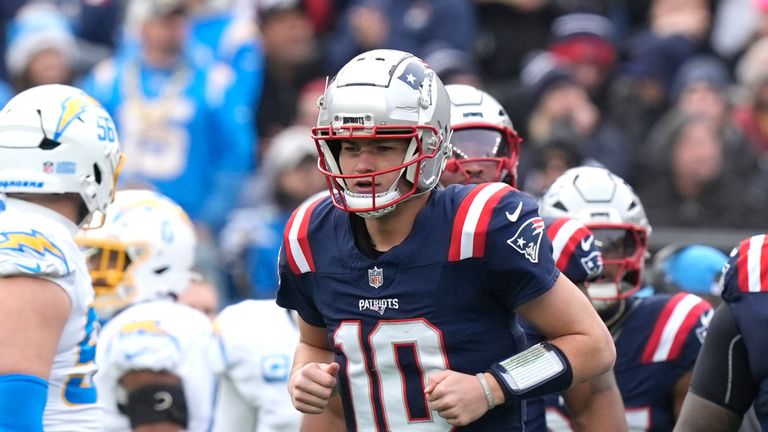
<box><xmin>547</xmin><ymin>218</ymin><xmax>590</xmax><ymax>271</ymax></box>
<box><xmin>448</xmin><ymin>183</ymin><xmax>512</xmax><ymax>262</ymax></box>
<box><xmin>737</xmin><ymin>234</ymin><xmax>768</xmax><ymax>293</ymax></box>
<box><xmin>641</xmin><ymin>293</ymin><xmax>711</xmax><ymax>364</ymax></box>
<box><xmin>283</xmin><ymin>194</ymin><xmax>326</xmax><ymax>275</ymax></box>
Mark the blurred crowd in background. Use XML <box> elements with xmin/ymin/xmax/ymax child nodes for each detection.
<box><xmin>2</xmin><ymin>0</ymin><xmax>766</xmax><ymax>307</ymax></box>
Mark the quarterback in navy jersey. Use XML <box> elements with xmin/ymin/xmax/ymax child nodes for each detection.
<box><xmin>676</xmin><ymin>234</ymin><xmax>768</xmax><ymax>432</ymax></box>
<box><xmin>276</xmin><ymin>49</ymin><xmax>615</xmax><ymax>432</ymax></box>
<box><xmin>540</xmin><ymin>166</ymin><xmax>712</xmax><ymax>432</ymax></box>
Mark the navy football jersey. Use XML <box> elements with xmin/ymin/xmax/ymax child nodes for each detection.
<box><xmin>721</xmin><ymin>234</ymin><xmax>768</xmax><ymax>428</ymax></box>
<box><xmin>544</xmin><ymin>293</ymin><xmax>711</xmax><ymax>431</ymax></box>
<box><xmin>277</xmin><ymin>183</ymin><xmax>560</xmax><ymax>431</ymax></box>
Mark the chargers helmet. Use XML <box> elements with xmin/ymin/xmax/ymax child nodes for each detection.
<box><xmin>77</xmin><ymin>189</ymin><xmax>196</xmax><ymax>320</ymax></box>
<box><xmin>0</xmin><ymin>84</ymin><xmax>124</xmax><ymax>225</ymax></box>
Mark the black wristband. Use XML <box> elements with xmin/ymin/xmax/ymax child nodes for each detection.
<box><xmin>488</xmin><ymin>341</ymin><xmax>573</xmax><ymax>404</ymax></box>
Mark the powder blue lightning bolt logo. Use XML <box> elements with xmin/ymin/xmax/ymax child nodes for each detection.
<box><xmin>0</xmin><ymin>230</ymin><xmax>69</xmax><ymax>272</ymax></box>
<box><xmin>53</xmin><ymin>94</ymin><xmax>100</xmax><ymax>141</ymax></box>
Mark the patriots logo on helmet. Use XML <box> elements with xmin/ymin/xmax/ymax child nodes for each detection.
<box><xmin>507</xmin><ymin>217</ymin><xmax>545</xmax><ymax>263</ymax></box>
<box><xmin>397</xmin><ymin>61</ymin><xmax>427</xmax><ymax>90</ymax></box>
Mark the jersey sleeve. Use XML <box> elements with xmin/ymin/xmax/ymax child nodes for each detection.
<box><xmin>483</xmin><ymin>190</ymin><xmax>560</xmax><ymax>310</ymax></box>
<box><xmin>641</xmin><ymin>293</ymin><xmax>712</xmax><ymax>370</ymax></box>
<box><xmin>0</xmin><ymin>216</ymin><xmax>74</xmax><ymax>293</ymax></box>
<box><xmin>543</xmin><ymin>216</ymin><xmax>603</xmax><ymax>283</ymax></box>
<box><xmin>721</xmin><ymin>235</ymin><xmax>768</xmax><ymax>303</ymax></box>
<box><xmin>276</xmin><ymin>247</ymin><xmax>324</xmax><ymax>327</ymax></box>
<box><xmin>275</xmin><ymin>195</ymin><xmax>330</xmax><ymax>327</ymax></box>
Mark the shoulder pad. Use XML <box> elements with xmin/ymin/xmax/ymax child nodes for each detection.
<box><xmin>282</xmin><ymin>192</ymin><xmax>331</xmax><ymax>275</ymax></box>
<box><xmin>722</xmin><ymin>234</ymin><xmax>768</xmax><ymax>302</ymax></box>
<box><xmin>448</xmin><ymin>182</ymin><xmax>516</xmax><ymax>261</ymax></box>
<box><xmin>544</xmin><ymin>216</ymin><xmax>603</xmax><ymax>283</ymax></box>
<box><xmin>641</xmin><ymin>293</ymin><xmax>712</xmax><ymax>364</ymax></box>
<box><xmin>108</xmin><ymin>319</ymin><xmax>183</xmax><ymax>375</ymax></box>
<box><xmin>0</xmin><ymin>225</ymin><xmax>70</xmax><ymax>278</ymax></box>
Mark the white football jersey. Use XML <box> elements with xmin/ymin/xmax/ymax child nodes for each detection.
<box><xmin>95</xmin><ymin>299</ymin><xmax>218</xmax><ymax>432</ymax></box>
<box><xmin>212</xmin><ymin>300</ymin><xmax>301</xmax><ymax>432</ymax></box>
<box><xmin>0</xmin><ymin>197</ymin><xmax>101</xmax><ymax>431</ymax></box>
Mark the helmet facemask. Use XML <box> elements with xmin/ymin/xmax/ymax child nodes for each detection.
<box><xmin>585</xmin><ymin>223</ymin><xmax>648</xmax><ymax>310</ymax></box>
<box><xmin>443</xmin><ymin>125</ymin><xmax>521</xmax><ymax>186</ymax></box>
<box><xmin>314</xmin><ymin>124</ymin><xmax>445</xmax><ymax>218</ymax></box>
<box><xmin>79</xmin><ymin>237</ymin><xmax>149</xmax><ymax>319</ymax></box>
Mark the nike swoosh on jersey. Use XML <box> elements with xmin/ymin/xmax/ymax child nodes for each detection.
<box><xmin>16</xmin><ymin>262</ymin><xmax>42</xmax><ymax>273</ymax></box>
<box><xmin>505</xmin><ymin>202</ymin><xmax>523</xmax><ymax>223</ymax></box>
<box><xmin>581</xmin><ymin>235</ymin><xmax>594</xmax><ymax>251</ymax></box>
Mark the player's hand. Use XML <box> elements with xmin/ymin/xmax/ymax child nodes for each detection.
<box><xmin>289</xmin><ymin>362</ymin><xmax>341</xmax><ymax>414</ymax></box>
<box><xmin>424</xmin><ymin>370</ymin><xmax>489</xmax><ymax>426</ymax></box>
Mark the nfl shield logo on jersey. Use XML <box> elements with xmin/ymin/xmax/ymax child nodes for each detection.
<box><xmin>368</xmin><ymin>266</ymin><xmax>383</xmax><ymax>288</ymax></box>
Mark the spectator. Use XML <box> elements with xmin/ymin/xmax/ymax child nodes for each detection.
<box><xmin>710</xmin><ymin>0</ymin><xmax>768</xmax><ymax>62</ymax></box>
<box><xmin>638</xmin><ymin>112</ymin><xmax>766</xmax><ymax>229</ymax></box>
<box><xmin>220</xmin><ymin>125</ymin><xmax>326</xmax><ymax>301</ymax></box>
<box><xmin>326</xmin><ymin>0</ymin><xmax>475</xmax><ymax>73</ymax></box>
<box><xmin>548</xmin><ymin>12</ymin><xmax>617</xmax><ymax>110</ymax></box>
<box><xmin>732</xmin><ymin>36</ymin><xmax>768</xmax><ymax>160</ymax></box>
<box><xmin>5</xmin><ymin>3</ymin><xmax>78</xmax><ymax>93</ymax></box>
<box><xmin>521</xmin><ymin>52</ymin><xmax>633</xmax><ymax>183</ymax></box>
<box><xmin>81</xmin><ymin>0</ymin><xmax>255</xmax><ymax>234</ymax></box>
<box><xmin>607</xmin><ymin>31</ymin><xmax>697</xmax><ymax>151</ymax></box>
<box><xmin>665</xmin><ymin>55</ymin><xmax>760</xmax><ymax>180</ymax></box>
<box><xmin>185</xmin><ymin>0</ymin><xmax>264</xmax><ymax>107</ymax></box>
<box><xmin>256</xmin><ymin>3</ymin><xmax>325</xmax><ymax>144</ymax></box>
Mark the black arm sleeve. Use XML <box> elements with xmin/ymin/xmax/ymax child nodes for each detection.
<box><xmin>689</xmin><ymin>303</ymin><xmax>758</xmax><ymax>415</ymax></box>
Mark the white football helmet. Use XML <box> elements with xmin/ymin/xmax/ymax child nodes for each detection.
<box><xmin>313</xmin><ymin>49</ymin><xmax>452</xmax><ymax>218</ymax></box>
<box><xmin>540</xmin><ymin>166</ymin><xmax>651</xmax><ymax>308</ymax></box>
<box><xmin>77</xmin><ymin>189</ymin><xmax>197</xmax><ymax>320</ymax></box>
<box><xmin>0</xmin><ymin>84</ymin><xmax>124</xmax><ymax>225</ymax></box>
<box><xmin>444</xmin><ymin>84</ymin><xmax>521</xmax><ymax>186</ymax></box>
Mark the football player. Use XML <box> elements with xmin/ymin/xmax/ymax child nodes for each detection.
<box><xmin>77</xmin><ymin>189</ymin><xmax>218</xmax><ymax>431</ymax></box>
<box><xmin>210</xmin><ymin>300</ymin><xmax>302</xmax><ymax>432</ymax></box>
<box><xmin>277</xmin><ymin>49</ymin><xmax>615</xmax><ymax>431</ymax></box>
<box><xmin>674</xmin><ymin>234</ymin><xmax>768</xmax><ymax>431</ymax></box>
<box><xmin>540</xmin><ymin>166</ymin><xmax>713</xmax><ymax>431</ymax></box>
<box><xmin>0</xmin><ymin>84</ymin><xmax>123</xmax><ymax>431</ymax></box>
<box><xmin>442</xmin><ymin>83</ymin><xmax>627</xmax><ymax>432</ymax></box>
